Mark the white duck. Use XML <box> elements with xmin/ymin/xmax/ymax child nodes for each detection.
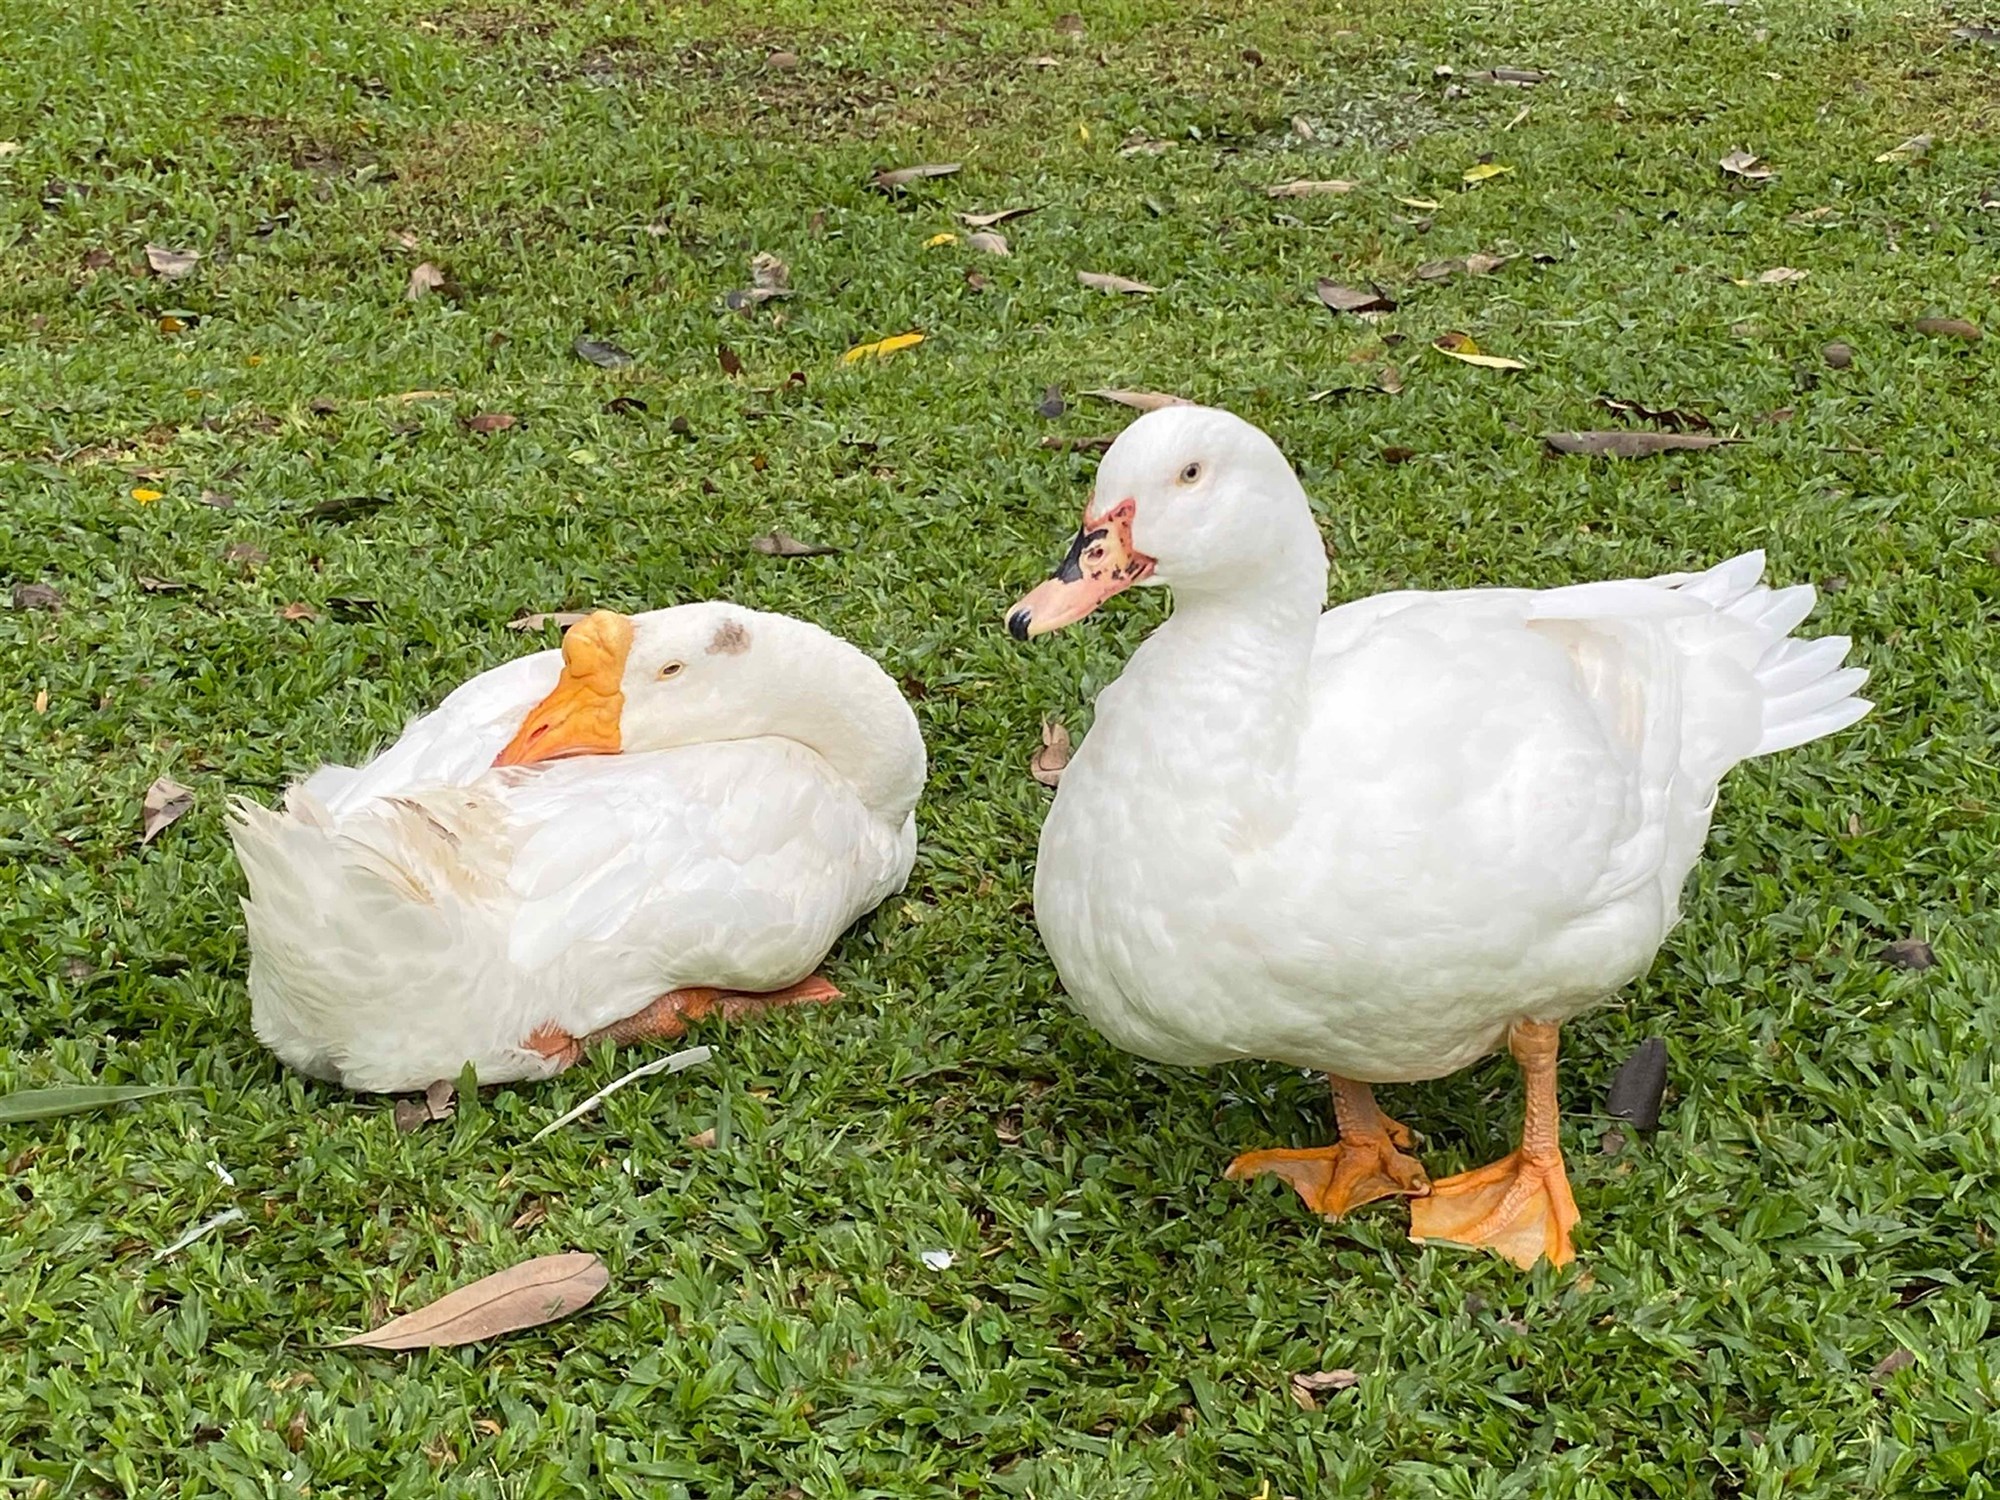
<box><xmin>230</xmin><ymin>603</ymin><xmax>924</xmax><ymax>1094</ymax></box>
<box><xmin>1008</xmin><ymin>406</ymin><xmax>1870</xmax><ymax>1267</ymax></box>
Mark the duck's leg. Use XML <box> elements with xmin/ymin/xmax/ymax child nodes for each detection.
<box><xmin>1225</xmin><ymin>1074</ymin><xmax>1431</xmax><ymax>1218</ymax></box>
<box><xmin>524</xmin><ymin>974</ymin><xmax>842</xmax><ymax>1069</ymax></box>
<box><xmin>1408</xmin><ymin>1019</ymin><xmax>1578</xmax><ymax>1269</ymax></box>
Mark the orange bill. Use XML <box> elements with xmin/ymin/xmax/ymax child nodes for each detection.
<box><xmin>1006</xmin><ymin>498</ymin><xmax>1155</xmax><ymax>640</ymax></box>
<box><xmin>493</xmin><ymin>610</ymin><xmax>634</xmax><ymax>766</ymax></box>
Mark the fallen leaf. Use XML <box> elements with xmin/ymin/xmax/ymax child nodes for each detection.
<box><xmin>1037</xmin><ymin>385</ymin><xmax>1067</xmax><ymax>418</ymax></box>
<box><xmin>1870</xmin><ymin>1348</ymin><xmax>1917</xmax><ymax>1387</ymax></box>
<box><xmin>335</xmin><ymin>1252</ymin><xmax>609</xmax><ymax>1350</ymax></box>
<box><xmin>1054</xmin><ymin>11</ymin><xmax>1084</xmax><ymax>33</ymax></box>
<box><xmin>1395</xmin><ymin>195</ymin><xmax>1442</xmax><ymax>210</ymax></box>
<box><xmin>1086</xmin><ymin>388</ymin><xmax>1191</xmax><ymax>411</ymax></box>
<box><xmin>958</xmin><ymin>207</ymin><xmax>1038</xmax><ymax>227</ymax></box>
<box><xmin>842</xmin><ymin>331</ymin><xmax>924</xmax><ymax>361</ymax></box>
<box><xmin>686</xmin><ymin>1127</ymin><xmax>718</xmax><ymax>1149</ymax></box>
<box><xmin>924</xmin><ymin>232</ymin><xmax>959</xmax><ymax>247</ymax></box>
<box><xmin>1379</xmin><ymin>445</ymin><xmax>1418</xmax><ymax>464</ymax></box>
<box><xmin>726</xmin><ymin>251</ymin><xmax>791</xmax><ymax>310</ymax></box>
<box><xmin>604</xmin><ymin>396</ymin><xmax>648</xmax><ymax>416</ymax></box>
<box><xmin>81</xmin><ymin>247</ymin><xmax>114</xmax><ymax>272</ymax></box>
<box><xmin>1379</xmin><ymin>364</ymin><xmax>1404</xmax><ymax>395</ymax></box>
<box><xmin>966</xmin><ymin>231</ymin><xmax>1010</xmax><ymax>255</ymax></box>
<box><xmin>1472</xmin><ymin>66</ymin><xmax>1546</xmax><ymax>85</ymax></box>
<box><xmin>392</xmin><ymin>1099</ymin><xmax>429</xmax><ymax>1133</ymax></box>
<box><xmin>1879</xmin><ymin>937</ymin><xmax>1936</xmax><ymax>970</ymax></box>
<box><xmin>1914</xmin><ymin>316</ymin><xmax>1981</xmax><ymax>341</ymax></box>
<box><xmin>279</xmin><ymin>602</ymin><xmax>320</xmax><ymax>622</ymax></box>
<box><xmin>964</xmin><ymin>269</ymin><xmax>991</xmax><ymax>292</ymax></box>
<box><xmin>305</xmin><ymin>494</ymin><xmax>392</xmax><ymax>523</ymax></box>
<box><xmin>766</xmin><ymin>49</ymin><xmax>799</xmax><ymax>69</ymax></box>
<box><xmin>284</xmin><ymin>1411</ymin><xmax>309</xmax><ymax>1452</ymax></box>
<box><xmin>221</xmin><ymin>543</ymin><xmax>268</xmax><ymax>566</ymax></box>
<box><xmin>1953</xmin><ymin>24</ymin><xmax>2000</xmax><ymax>43</ymax></box>
<box><xmin>406</xmin><ymin>262</ymin><xmax>458</xmax><ymax>300</ymax></box>
<box><xmin>0</xmin><ymin>1083</ymin><xmax>193</xmax><ymax>1123</ymax></box>
<box><xmin>1416</xmin><ymin>253</ymin><xmax>1513</xmax><ymax>281</ymax></box>
<box><xmin>1600</xmin><ymin>1127</ymin><xmax>1627</xmax><ymax>1157</ymax></box>
<box><xmin>1118</xmin><ymin>132</ymin><xmax>1171</xmax><ymax>157</ymax></box>
<box><xmin>1432</xmin><ymin>331</ymin><xmax>1526</xmax><ymax>369</ymax></box>
<box><xmin>1316</xmin><ymin>280</ymin><xmax>1395</xmax><ymax>314</ymax></box>
<box><xmin>1265</xmin><ymin>179</ymin><xmax>1358</xmax><ymax>198</ymax></box>
<box><xmin>1462</xmin><ymin>161</ymin><xmax>1515</xmax><ymax>183</ymax></box>
<box><xmin>1078</xmin><ymin>271</ymin><xmax>1158</xmax><ymax>295</ymax></box>
<box><xmin>573</xmin><ymin>336</ymin><xmax>635</xmax><ymax>368</ymax></box>
<box><xmin>1594</xmin><ymin>395</ymin><xmax>1712</xmax><ymax>431</ymax></box>
<box><xmin>872</xmin><ymin>161</ymin><xmax>961</xmax><ymax>192</ymax></box>
<box><xmin>141</xmin><ymin>776</ymin><xmax>194</xmax><ymax>844</ymax></box>
<box><xmin>424</xmin><ymin>1078</ymin><xmax>456</xmax><ymax>1121</ymax></box>
<box><xmin>145</xmin><ymin>244</ymin><xmax>200</xmax><ymax>279</ymax></box>
<box><xmin>511</xmin><ymin>1201</ymin><xmax>548</xmax><ymax>1230</ymax></box>
<box><xmin>752</xmin><ymin>529</ymin><xmax>841</xmax><ymax>558</ymax></box>
<box><xmin>138</xmin><ymin>575</ymin><xmax>187</xmax><ymax>594</ymax></box>
<box><xmin>1719</xmin><ymin>150</ymin><xmax>1775</xmax><ymax>180</ymax></box>
<box><xmin>462</xmin><ymin>412</ymin><xmax>516</xmax><ymax>434</ymax></box>
<box><xmin>1605</xmin><ymin>1036</ymin><xmax>1667</xmax><ymax>1131</ymax></box>
<box><xmin>1031</xmin><ymin>718</ymin><xmax>1072</xmax><ymax>787</ymax></box>
<box><xmin>1290</xmin><ymin>1368</ymin><xmax>1360</xmax><ymax>1408</ymax></box>
<box><xmin>1544</xmin><ymin>431</ymin><xmax>1735</xmax><ymax>457</ymax></box>
<box><xmin>1875</xmin><ymin>133</ymin><xmax>1933</xmax><ymax>163</ymax></box>
<box><xmin>1744</xmin><ymin>266</ymin><xmax>1809</xmax><ymax>285</ymax></box>
<box><xmin>718</xmin><ymin>345</ymin><xmax>744</xmax><ymax>377</ymax></box>
<box><xmin>508</xmin><ymin>611</ymin><xmax>589</xmax><ymax>632</ymax></box>
<box><xmin>34</xmin><ymin>689</ymin><xmax>48</xmax><ymax>714</ymax></box>
<box><xmin>1823</xmin><ymin>341</ymin><xmax>1854</xmax><ymax>369</ymax></box>
<box><xmin>1040</xmin><ymin>434</ymin><xmax>1115</xmax><ymax>452</ymax></box>
<box><xmin>200</xmin><ymin>489</ymin><xmax>235</xmax><ymax>508</ymax></box>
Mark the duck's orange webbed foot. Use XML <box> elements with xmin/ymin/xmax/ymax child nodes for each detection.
<box><xmin>1225</xmin><ymin>1076</ymin><xmax>1430</xmax><ymax>1219</ymax></box>
<box><xmin>1408</xmin><ymin>1019</ymin><xmax>1580</xmax><ymax>1269</ymax></box>
<box><xmin>522</xmin><ymin>973</ymin><xmax>843</xmax><ymax>1071</ymax></box>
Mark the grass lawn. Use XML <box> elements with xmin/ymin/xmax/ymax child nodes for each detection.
<box><xmin>3</xmin><ymin>0</ymin><xmax>1999</xmax><ymax>1492</ymax></box>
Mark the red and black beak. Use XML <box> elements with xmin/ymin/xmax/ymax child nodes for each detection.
<box><xmin>1007</xmin><ymin>499</ymin><xmax>1155</xmax><ymax>640</ymax></box>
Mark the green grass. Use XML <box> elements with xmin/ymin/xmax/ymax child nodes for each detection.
<box><xmin>3</xmin><ymin>0</ymin><xmax>1998</xmax><ymax>1492</ymax></box>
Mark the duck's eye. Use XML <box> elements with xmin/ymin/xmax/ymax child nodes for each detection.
<box><xmin>658</xmin><ymin>661</ymin><xmax>685</xmax><ymax>680</ymax></box>
<box><xmin>1178</xmin><ymin>461</ymin><xmax>1202</xmax><ymax>485</ymax></box>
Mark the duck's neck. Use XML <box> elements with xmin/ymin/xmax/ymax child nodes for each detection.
<box><xmin>772</xmin><ymin>649</ymin><xmax>927</xmax><ymax>826</ymax></box>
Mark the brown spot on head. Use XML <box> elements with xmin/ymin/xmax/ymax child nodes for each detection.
<box><xmin>706</xmin><ymin>619</ymin><xmax>751</xmax><ymax>655</ymax></box>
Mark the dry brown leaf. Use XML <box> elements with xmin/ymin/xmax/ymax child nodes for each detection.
<box><xmin>1417</xmin><ymin>253</ymin><xmax>1512</xmax><ymax>281</ymax></box>
<box><xmin>1915</xmin><ymin>316</ymin><xmax>1982</xmax><ymax>341</ymax></box>
<box><xmin>279</xmin><ymin>602</ymin><xmax>319</xmax><ymax>623</ymax></box>
<box><xmin>958</xmin><ymin>207</ymin><xmax>1038</xmax><ymax>228</ymax></box>
<box><xmin>1265</xmin><ymin>179</ymin><xmax>1358</xmax><ymax>198</ymax></box>
<box><xmin>1040</xmin><ymin>434</ymin><xmax>1115</xmax><ymax>453</ymax></box>
<box><xmin>765</xmin><ymin>49</ymin><xmax>799</xmax><ymax>69</ymax></box>
<box><xmin>1543</xmin><ymin>431</ymin><xmax>1738</xmax><ymax>458</ymax></box>
<box><xmin>1823</xmin><ymin>341</ymin><xmax>1854</xmax><ymax>369</ymax></box>
<box><xmin>1719</xmin><ymin>150</ymin><xmax>1774</xmax><ymax>180</ymax></box>
<box><xmin>141</xmin><ymin>775</ymin><xmax>193</xmax><ymax>844</ymax></box>
<box><xmin>1870</xmin><ymin>1348</ymin><xmax>1917</xmax><ymax>1386</ymax></box>
<box><xmin>686</xmin><ymin>1126</ymin><xmax>718</xmax><ymax>1148</ymax></box>
<box><xmin>966</xmin><ymin>231</ymin><xmax>1010</xmax><ymax>256</ymax></box>
<box><xmin>145</xmin><ymin>245</ymin><xmax>200</xmax><ymax>279</ymax></box>
<box><xmin>873</xmin><ymin>162</ymin><xmax>961</xmax><ymax>192</ymax></box>
<box><xmin>1037</xmin><ymin>385</ymin><xmax>1067</xmax><ymax>418</ymax></box>
<box><xmin>752</xmin><ymin>529</ymin><xmax>841</xmax><ymax>558</ymax></box>
<box><xmin>1379</xmin><ymin>364</ymin><xmax>1404</xmax><ymax>395</ymax></box>
<box><xmin>726</xmin><ymin>251</ymin><xmax>792</xmax><ymax>311</ymax></box>
<box><xmin>406</xmin><ymin>262</ymin><xmax>457</xmax><ymax>300</ymax></box>
<box><xmin>1472</xmin><ymin>66</ymin><xmax>1546</xmax><ymax>85</ymax></box>
<box><xmin>1031</xmin><ymin>718</ymin><xmax>1072</xmax><ymax>787</ymax></box>
<box><xmin>573</xmin><ymin>337</ymin><xmax>634</xmax><ymax>368</ymax></box>
<box><xmin>13</xmin><ymin>582</ymin><xmax>63</xmax><ymax>611</ymax></box>
<box><xmin>1875</xmin><ymin>133</ymin><xmax>1932</xmax><ymax>164</ymax></box>
<box><xmin>1118</xmin><ymin>133</ymin><xmax>1171</xmax><ymax>157</ymax></box>
<box><xmin>1432</xmin><ymin>331</ymin><xmax>1525</xmax><ymax>369</ymax></box>
<box><xmin>507</xmin><ymin>611</ymin><xmax>588</xmax><ymax>631</ymax></box>
<box><xmin>335</xmin><ymin>1252</ymin><xmax>609</xmax><ymax>1350</ymax></box>
<box><xmin>463</xmin><ymin>412</ymin><xmax>516</xmax><ymax>434</ymax></box>
<box><xmin>137</xmin><ymin>575</ymin><xmax>187</xmax><ymax>594</ymax></box>
<box><xmin>1290</xmin><ymin>1368</ymin><xmax>1360</xmax><ymax>1408</ymax></box>
<box><xmin>1746</xmin><ymin>266</ymin><xmax>1809</xmax><ymax>285</ymax></box>
<box><xmin>1316</xmin><ymin>280</ymin><xmax>1395</xmax><ymax>314</ymax></box>
<box><xmin>1078</xmin><ymin>271</ymin><xmax>1158</xmax><ymax>295</ymax></box>
<box><xmin>1086</xmin><ymin>388</ymin><xmax>1191</xmax><ymax>412</ymax></box>
<box><xmin>392</xmin><ymin>1099</ymin><xmax>429</xmax><ymax>1133</ymax></box>
<box><xmin>424</xmin><ymin>1078</ymin><xmax>456</xmax><ymax>1121</ymax></box>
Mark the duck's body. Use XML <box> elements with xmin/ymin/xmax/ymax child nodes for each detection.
<box><xmin>1010</xmin><ymin>406</ymin><xmax>1870</xmax><ymax>1265</ymax></box>
<box><xmin>232</xmin><ymin>604</ymin><xmax>923</xmax><ymax>1094</ymax></box>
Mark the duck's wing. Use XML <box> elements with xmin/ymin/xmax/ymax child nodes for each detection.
<box><xmin>299</xmin><ymin>650</ymin><xmax>562</xmax><ymax>818</ymax></box>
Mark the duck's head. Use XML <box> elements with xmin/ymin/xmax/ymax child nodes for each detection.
<box><xmin>493</xmin><ymin>602</ymin><xmax>804</xmax><ymax>766</ymax></box>
<box><xmin>1006</xmin><ymin>404</ymin><xmax>1319</xmax><ymax>639</ymax></box>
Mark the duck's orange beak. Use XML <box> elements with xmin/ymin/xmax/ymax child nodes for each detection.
<box><xmin>1006</xmin><ymin>498</ymin><xmax>1155</xmax><ymax>640</ymax></box>
<box><xmin>494</xmin><ymin>610</ymin><xmax>634</xmax><ymax>766</ymax></box>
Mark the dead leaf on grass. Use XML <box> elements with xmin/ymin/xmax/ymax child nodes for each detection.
<box><xmin>138</xmin><ymin>575</ymin><xmax>188</xmax><ymax>594</ymax></box>
<box><xmin>958</xmin><ymin>207</ymin><xmax>1038</xmax><ymax>228</ymax></box>
<box><xmin>1432</xmin><ymin>331</ymin><xmax>1526</xmax><ymax>369</ymax></box>
<box><xmin>405</xmin><ymin>262</ymin><xmax>459</xmax><ymax>301</ymax></box>
<box><xmin>1823</xmin><ymin>341</ymin><xmax>1854</xmax><ymax>369</ymax></box>
<box><xmin>1914</xmin><ymin>316</ymin><xmax>1981</xmax><ymax>341</ymax></box>
<box><xmin>573</xmin><ymin>336</ymin><xmax>634</xmax><ymax>368</ymax></box>
<box><xmin>508</xmin><ymin>611</ymin><xmax>589</xmax><ymax>632</ymax></box>
<box><xmin>686</xmin><ymin>1126</ymin><xmax>718</xmax><ymax>1149</ymax></box>
<box><xmin>1462</xmin><ymin>161</ymin><xmax>1514</xmax><ymax>183</ymax></box>
<box><xmin>1870</xmin><ymin>1348</ymin><xmax>1917</xmax><ymax>1387</ymax></box>
<box><xmin>1543</xmin><ymin>431</ymin><xmax>1737</xmax><ymax>457</ymax></box>
<box><xmin>222</xmin><ymin>542</ymin><xmax>267</xmax><ymax>566</ymax></box>
<box><xmin>1031</xmin><ymin>718</ymin><xmax>1072</xmax><ymax>787</ymax></box>
<box><xmin>396</xmin><ymin>1078</ymin><xmax>457</xmax><ymax>1131</ymax></box>
<box><xmin>843</xmin><ymin>331</ymin><xmax>924</xmax><ymax>362</ymax></box>
<box><xmin>462</xmin><ymin>412</ymin><xmax>516</xmax><ymax>434</ymax></box>
<box><xmin>306</xmin><ymin>494</ymin><xmax>392</xmax><ymax>524</ymax></box>
<box><xmin>1595</xmin><ymin>396</ymin><xmax>1711</xmax><ymax>431</ymax></box>
<box><xmin>1265</xmin><ymin>179</ymin><xmax>1358</xmax><ymax>198</ymax></box>
<box><xmin>1086</xmin><ymin>388</ymin><xmax>1191</xmax><ymax>411</ymax></box>
<box><xmin>1316</xmin><ymin>280</ymin><xmax>1395</xmax><ymax>314</ymax></box>
<box><xmin>726</xmin><ymin>251</ymin><xmax>792</xmax><ymax>310</ymax></box>
<box><xmin>1742</xmin><ymin>266</ymin><xmax>1808</xmax><ymax>285</ymax></box>
<box><xmin>334</xmin><ymin>1252</ymin><xmax>609</xmax><ymax>1350</ymax></box>
<box><xmin>1118</xmin><ymin>133</ymin><xmax>1171</xmax><ymax>157</ymax></box>
<box><xmin>1605</xmin><ymin>1036</ymin><xmax>1668</xmax><ymax>1131</ymax></box>
<box><xmin>1415</xmin><ymin>253</ymin><xmax>1512</xmax><ymax>280</ymax></box>
<box><xmin>279</xmin><ymin>602</ymin><xmax>320</xmax><ymax>622</ymax></box>
<box><xmin>1040</xmin><ymin>434</ymin><xmax>1115</xmax><ymax>452</ymax></box>
<box><xmin>765</xmin><ymin>50</ymin><xmax>800</xmax><ymax>70</ymax></box>
<box><xmin>1878</xmin><ymin>937</ymin><xmax>1936</xmax><ymax>970</ymax></box>
<box><xmin>1078</xmin><ymin>271</ymin><xmax>1158</xmax><ymax>295</ymax></box>
<box><xmin>872</xmin><ymin>162</ymin><xmax>960</xmax><ymax>192</ymax></box>
<box><xmin>966</xmin><ymin>231</ymin><xmax>1010</xmax><ymax>255</ymax></box>
<box><xmin>752</xmin><ymin>529</ymin><xmax>841</xmax><ymax>558</ymax></box>
<box><xmin>12</xmin><ymin>582</ymin><xmax>62</xmax><ymax>611</ymax></box>
<box><xmin>1719</xmin><ymin>150</ymin><xmax>1775</xmax><ymax>180</ymax></box>
<box><xmin>1290</xmin><ymin>1369</ymin><xmax>1360</xmax><ymax>1409</ymax></box>
<box><xmin>1471</xmin><ymin>66</ymin><xmax>1546</xmax><ymax>85</ymax></box>
<box><xmin>1875</xmin><ymin>133</ymin><xmax>1933</xmax><ymax>164</ymax></box>
<box><xmin>145</xmin><ymin>245</ymin><xmax>200</xmax><ymax>279</ymax></box>
<box><xmin>718</xmin><ymin>345</ymin><xmax>744</xmax><ymax>376</ymax></box>
<box><xmin>1037</xmin><ymin>385</ymin><xmax>1067</xmax><ymax>418</ymax></box>
<box><xmin>141</xmin><ymin>775</ymin><xmax>194</xmax><ymax>844</ymax></box>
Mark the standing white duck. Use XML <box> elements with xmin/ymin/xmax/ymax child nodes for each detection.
<box><xmin>1007</xmin><ymin>406</ymin><xmax>1870</xmax><ymax>1267</ymax></box>
<box><xmin>230</xmin><ymin>603</ymin><xmax>924</xmax><ymax>1094</ymax></box>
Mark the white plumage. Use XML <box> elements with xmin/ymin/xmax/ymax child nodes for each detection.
<box><xmin>230</xmin><ymin>603</ymin><xmax>924</xmax><ymax>1093</ymax></box>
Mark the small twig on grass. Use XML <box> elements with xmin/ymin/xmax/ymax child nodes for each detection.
<box><xmin>530</xmin><ymin>1046</ymin><xmax>713</xmax><ymax>1143</ymax></box>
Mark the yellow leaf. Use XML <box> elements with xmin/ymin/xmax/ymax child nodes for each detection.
<box><xmin>246</xmin><ymin>355</ymin><xmax>264</xmax><ymax>366</ymax></box>
<box><xmin>1395</xmin><ymin>195</ymin><xmax>1441</xmax><ymax>210</ymax></box>
<box><xmin>1079</xmin><ymin>122</ymin><xmax>1091</xmax><ymax>141</ymax></box>
<box><xmin>131</xmin><ymin>487</ymin><xmax>163</xmax><ymax>503</ymax></box>
<box><xmin>157</xmin><ymin>316</ymin><xmax>185</xmax><ymax>333</ymax></box>
<box><xmin>1462</xmin><ymin>162</ymin><xmax>1515</xmax><ymax>183</ymax></box>
<box><xmin>1432</xmin><ymin>332</ymin><xmax>1527</xmax><ymax>370</ymax></box>
<box><xmin>567</xmin><ymin>448</ymin><xmax>598</xmax><ymax>465</ymax></box>
<box><xmin>842</xmin><ymin>331</ymin><xmax>925</xmax><ymax>363</ymax></box>
<box><xmin>34</xmin><ymin>688</ymin><xmax>49</xmax><ymax>715</ymax></box>
<box><xmin>924</xmin><ymin>232</ymin><xmax>959</xmax><ymax>247</ymax></box>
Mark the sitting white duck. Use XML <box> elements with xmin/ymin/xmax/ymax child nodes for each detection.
<box><xmin>230</xmin><ymin>603</ymin><xmax>924</xmax><ymax>1094</ymax></box>
<box><xmin>1008</xmin><ymin>405</ymin><xmax>1870</xmax><ymax>1267</ymax></box>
